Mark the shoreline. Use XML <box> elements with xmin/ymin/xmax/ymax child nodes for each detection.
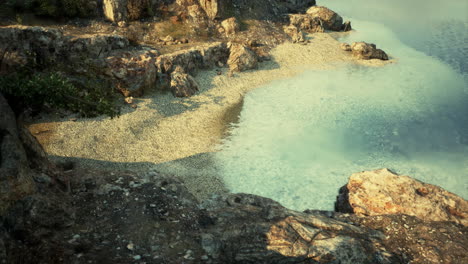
<box><xmin>28</xmin><ymin>33</ymin><xmax>392</xmax><ymax>200</ymax></box>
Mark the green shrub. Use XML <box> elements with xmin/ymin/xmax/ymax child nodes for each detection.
<box><xmin>0</xmin><ymin>71</ymin><xmax>120</xmax><ymax>118</ymax></box>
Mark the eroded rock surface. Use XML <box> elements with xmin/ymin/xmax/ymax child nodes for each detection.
<box><xmin>288</xmin><ymin>6</ymin><xmax>351</xmax><ymax>33</ymax></box>
<box><xmin>221</xmin><ymin>17</ymin><xmax>240</xmax><ymax>36</ymax></box>
<box><xmin>227</xmin><ymin>43</ymin><xmax>258</xmax><ymax>72</ymax></box>
<box><xmin>170</xmin><ymin>66</ymin><xmax>199</xmax><ymax>97</ymax></box>
<box><xmin>336</xmin><ymin>168</ymin><xmax>468</xmax><ymax>225</ymax></box>
<box><xmin>105</xmin><ymin>48</ymin><xmax>159</xmax><ymax>96</ymax></box>
<box><xmin>335</xmin><ymin>213</ymin><xmax>468</xmax><ymax>264</ymax></box>
<box><xmin>346</xmin><ymin>42</ymin><xmax>389</xmax><ymax>60</ymax></box>
<box><xmin>306</xmin><ymin>6</ymin><xmax>345</xmax><ymax>31</ymax></box>
<box><xmin>283</xmin><ymin>25</ymin><xmax>306</xmax><ymax>43</ymax></box>
<box><xmin>200</xmin><ymin>193</ymin><xmax>401</xmax><ymax>263</ymax></box>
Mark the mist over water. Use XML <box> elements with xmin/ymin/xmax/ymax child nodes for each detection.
<box><xmin>213</xmin><ymin>0</ymin><xmax>468</xmax><ymax>210</ymax></box>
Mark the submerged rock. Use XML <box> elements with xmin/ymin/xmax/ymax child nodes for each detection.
<box><xmin>0</xmin><ymin>26</ymin><xmax>129</xmax><ymax>74</ymax></box>
<box><xmin>336</xmin><ymin>168</ymin><xmax>468</xmax><ymax>226</ymax></box>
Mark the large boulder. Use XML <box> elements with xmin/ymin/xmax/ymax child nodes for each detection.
<box><xmin>336</xmin><ymin>168</ymin><xmax>468</xmax><ymax>225</ymax></box>
<box><xmin>227</xmin><ymin>43</ymin><xmax>258</xmax><ymax>72</ymax></box>
<box><xmin>155</xmin><ymin>42</ymin><xmax>229</xmax><ymax>91</ymax></box>
<box><xmin>170</xmin><ymin>66</ymin><xmax>199</xmax><ymax>97</ymax></box>
<box><xmin>0</xmin><ymin>95</ymin><xmax>36</xmax><ymax>214</ymax></box>
<box><xmin>200</xmin><ymin>193</ymin><xmax>401</xmax><ymax>263</ymax></box>
<box><xmin>347</xmin><ymin>42</ymin><xmax>389</xmax><ymax>60</ymax></box>
<box><xmin>220</xmin><ymin>17</ymin><xmax>240</xmax><ymax>36</ymax></box>
<box><xmin>306</xmin><ymin>6</ymin><xmax>344</xmax><ymax>31</ymax></box>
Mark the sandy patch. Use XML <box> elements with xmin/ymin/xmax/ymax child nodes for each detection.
<box><xmin>29</xmin><ymin>33</ymin><xmax>392</xmax><ymax>200</ymax></box>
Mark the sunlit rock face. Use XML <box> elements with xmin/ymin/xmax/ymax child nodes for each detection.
<box><xmin>0</xmin><ymin>95</ymin><xmax>36</xmax><ymax>214</ymax></box>
<box><xmin>336</xmin><ymin>169</ymin><xmax>468</xmax><ymax>226</ymax></box>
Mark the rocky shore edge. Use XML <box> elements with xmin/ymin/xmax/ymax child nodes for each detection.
<box><xmin>1</xmin><ymin>93</ymin><xmax>467</xmax><ymax>263</ymax></box>
<box><xmin>1</xmin><ymin>1</ymin><xmax>465</xmax><ymax>263</ymax></box>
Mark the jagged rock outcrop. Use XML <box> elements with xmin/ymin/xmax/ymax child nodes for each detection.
<box><xmin>344</xmin><ymin>42</ymin><xmax>389</xmax><ymax>60</ymax></box>
<box><xmin>197</xmin><ymin>0</ymin><xmax>316</xmax><ymax>21</ymax></box>
<box><xmin>187</xmin><ymin>4</ymin><xmax>209</xmax><ymax>26</ymax></box>
<box><xmin>335</xmin><ymin>213</ymin><xmax>468</xmax><ymax>264</ymax></box>
<box><xmin>105</xmin><ymin>48</ymin><xmax>159</xmax><ymax>97</ymax></box>
<box><xmin>220</xmin><ymin>17</ymin><xmax>240</xmax><ymax>36</ymax></box>
<box><xmin>283</xmin><ymin>25</ymin><xmax>306</xmax><ymax>43</ymax></box>
<box><xmin>170</xmin><ymin>66</ymin><xmax>199</xmax><ymax>97</ymax></box>
<box><xmin>227</xmin><ymin>43</ymin><xmax>258</xmax><ymax>72</ymax></box>
<box><xmin>155</xmin><ymin>42</ymin><xmax>229</xmax><ymax>91</ymax></box>
<box><xmin>306</xmin><ymin>6</ymin><xmax>344</xmax><ymax>31</ymax></box>
<box><xmin>288</xmin><ymin>6</ymin><xmax>351</xmax><ymax>33</ymax></box>
<box><xmin>0</xmin><ymin>26</ymin><xmax>129</xmax><ymax>73</ymax></box>
<box><xmin>336</xmin><ymin>168</ymin><xmax>468</xmax><ymax>225</ymax></box>
<box><xmin>155</xmin><ymin>42</ymin><xmax>229</xmax><ymax>75</ymax></box>
<box><xmin>200</xmin><ymin>193</ymin><xmax>401</xmax><ymax>263</ymax></box>
<box><xmin>288</xmin><ymin>14</ymin><xmax>325</xmax><ymax>33</ymax></box>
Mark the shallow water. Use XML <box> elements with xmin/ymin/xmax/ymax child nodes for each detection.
<box><xmin>213</xmin><ymin>0</ymin><xmax>468</xmax><ymax>210</ymax></box>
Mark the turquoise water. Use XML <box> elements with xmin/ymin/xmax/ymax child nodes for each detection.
<box><xmin>213</xmin><ymin>0</ymin><xmax>468</xmax><ymax>210</ymax></box>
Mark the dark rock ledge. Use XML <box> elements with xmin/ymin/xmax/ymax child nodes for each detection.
<box><xmin>1</xmin><ymin>94</ymin><xmax>466</xmax><ymax>263</ymax></box>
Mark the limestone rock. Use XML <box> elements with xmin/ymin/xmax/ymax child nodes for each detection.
<box><xmin>335</xmin><ymin>213</ymin><xmax>468</xmax><ymax>264</ymax></box>
<box><xmin>288</xmin><ymin>14</ymin><xmax>324</xmax><ymax>33</ymax></box>
<box><xmin>306</xmin><ymin>6</ymin><xmax>344</xmax><ymax>31</ymax></box>
<box><xmin>201</xmin><ymin>193</ymin><xmax>400</xmax><ymax>263</ymax></box>
<box><xmin>170</xmin><ymin>66</ymin><xmax>199</xmax><ymax>97</ymax></box>
<box><xmin>0</xmin><ymin>26</ymin><xmax>129</xmax><ymax>74</ymax></box>
<box><xmin>221</xmin><ymin>17</ymin><xmax>240</xmax><ymax>36</ymax></box>
<box><xmin>283</xmin><ymin>25</ymin><xmax>306</xmax><ymax>43</ymax></box>
<box><xmin>187</xmin><ymin>4</ymin><xmax>208</xmax><ymax>25</ymax></box>
<box><xmin>0</xmin><ymin>94</ymin><xmax>36</xmax><ymax>214</ymax></box>
<box><xmin>197</xmin><ymin>0</ymin><xmax>315</xmax><ymax>21</ymax></box>
<box><xmin>336</xmin><ymin>169</ymin><xmax>468</xmax><ymax>225</ymax></box>
<box><xmin>198</xmin><ymin>0</ymin><xmax>220</xmax><ymax>20</ymax></box>
<box><xmin>227</xmin><ymin>43</ymin><xmax>258</xmax><ymax>72</ymax></box>
<box><xmin>348</xmin><ymin>42</ymin><xmax>389</xmax><ymax>60</ymax></box>
<box><xmin>155</xmin><ymin>42</ymin><xmax>229</xmax><ymax>88</ymax></box>
<box><xmin>103</xmin><ymin>0</ymin><xmax>127</xmax><ymax>22</ymax></box>
<box><xmin>105</xmin><ymin>49</ymin><xmax>158</xmax><ymax>97</ymax></box>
